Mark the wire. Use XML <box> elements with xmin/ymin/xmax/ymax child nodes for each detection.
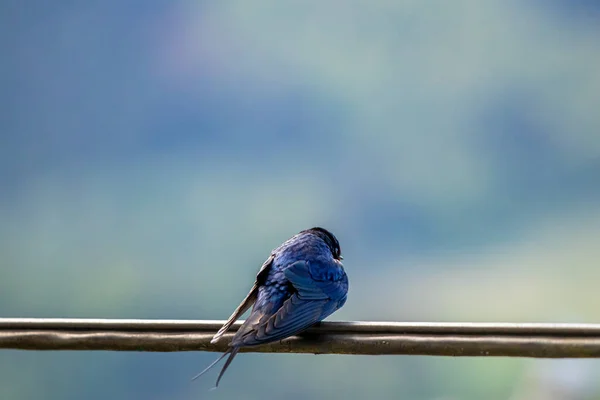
<box><xmin>1</xmin><ymin>318</ymin><xmax>599</xmax><ymax>358</ymax></box>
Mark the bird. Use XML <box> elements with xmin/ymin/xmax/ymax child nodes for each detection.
<box><xmin>192</xmin><ymin>227</ymin><xmax>349</xmax><ymax>388</ymax></box>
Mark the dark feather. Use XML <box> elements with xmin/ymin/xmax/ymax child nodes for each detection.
<box><xmin>211</xmin><ymin>254</ymin><xmax>274</xmax><ymax>344</ymax></box>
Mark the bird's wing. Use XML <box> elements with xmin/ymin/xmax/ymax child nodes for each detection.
<box><xmin>210</xmin><ymin>254</ymin><xmax>275</xmax><ymax>344</ymax></box>
<box><xmin>285</xmin><ymin>259</ymin><xmax>348</xmax><ymax>303</ymax></box>
<box><xmin>232</xmin><ymin>260</ymin><xmax>347</xmax><ymax>346</ymax></box>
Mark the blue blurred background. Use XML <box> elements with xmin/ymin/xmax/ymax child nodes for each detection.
<box><xmin>1</xmin><ymin>1</ymin><xmax>600</xmax><ymax>399</ymax></box>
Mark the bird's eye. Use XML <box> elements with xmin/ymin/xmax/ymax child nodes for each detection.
<box><xmin>335</xmin><ymin>247</ymin><xmax>342</xmax><ymax>260</ymax></box>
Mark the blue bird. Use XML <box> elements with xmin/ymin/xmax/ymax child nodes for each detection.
<box><xmin>192</xmin><ymin>227</ymin><xmax>349</xmax><ymax>387</ymax></box>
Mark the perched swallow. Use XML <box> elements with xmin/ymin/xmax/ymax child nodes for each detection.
<box><xmin>192</xmin><ymin>227</ymin><xmax>349</xmax><ymax>387</ymax></box>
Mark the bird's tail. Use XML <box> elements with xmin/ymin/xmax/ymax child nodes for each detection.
<box><xmin>191</xmin><ymin>347</ymin><xmax>241</xmax><ymax>389</ymax></box>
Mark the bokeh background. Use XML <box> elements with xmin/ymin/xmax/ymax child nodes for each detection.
<box><xmin>2</xmin><ymin>1</ymin><xmax>600</xmax><ymax>399</ymax></box>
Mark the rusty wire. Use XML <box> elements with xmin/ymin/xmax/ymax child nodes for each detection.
<box><xmin>1</xmin><ymin>318</ymin><xmax>600</xmax><ymax>358</ymax></box>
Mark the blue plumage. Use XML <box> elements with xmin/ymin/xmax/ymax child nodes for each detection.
<box><xmin>192</xmin><ymin>227</ymin><xmax>349</xmax><ymax>388</ymax></box>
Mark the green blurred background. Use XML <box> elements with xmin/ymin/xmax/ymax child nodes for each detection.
<box><xmin>2</xmin><ymin>1</ymin><xmax>600</xmax><ymax>399</ymax></box>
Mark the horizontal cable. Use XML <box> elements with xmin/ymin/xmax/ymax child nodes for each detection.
<box><xmin>1</xmin><ymin>318</ymin><xmax>600</xmax><ymax>358</ymax></box>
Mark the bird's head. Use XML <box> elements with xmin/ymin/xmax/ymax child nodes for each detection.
<box><xmin>305</xmin><ymin>227</ymin><xmax>343</xmax><ymax>261</ymax></box>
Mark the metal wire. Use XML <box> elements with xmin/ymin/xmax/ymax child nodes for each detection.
<box><xmin>1</xmin><ymin>318</ymin><xmax>600</xmax><ymax>358</ymax></box>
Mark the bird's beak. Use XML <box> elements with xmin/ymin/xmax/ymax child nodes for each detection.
<box><xmin>339</xmin><ymin>255</ymin><xmax>344</xmax><ymax>260</ymax></box>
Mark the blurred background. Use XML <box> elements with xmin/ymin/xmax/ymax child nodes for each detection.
<box><xmin>1</xmin><ymin>1</ymin><xmax>600</xmax><ymax>399</ymax></box>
